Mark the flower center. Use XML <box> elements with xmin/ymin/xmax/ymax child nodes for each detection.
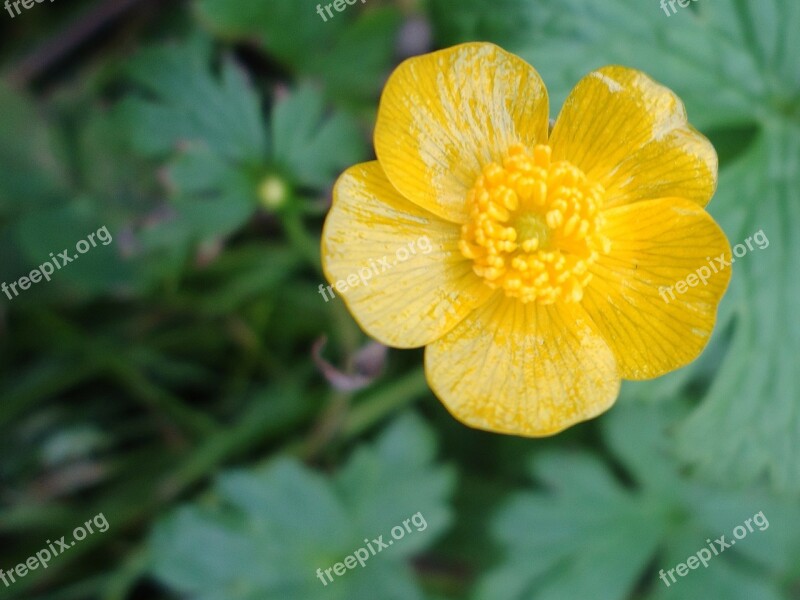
<box><xmin>459</xmin><ymin>144</ymin><xmax>610</xmax><ymax>303</ymax></box>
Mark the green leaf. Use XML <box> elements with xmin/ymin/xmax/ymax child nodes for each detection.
<box><xmin>0</xmin><ymin>84</ymin><xmax>66</xmax><ymax>216</ymax></box>
<box><xmin>316</xmin><ymin>8</ymin><xmax>404</xmax><ymax>106</ymax></box>
<box><xmin>334</xmin><ymin>413</ymin><xmax>455</xmax><ymax>558</ymax></box>
<box><xmin>676</xmin><ymin>126</ymin><xmax>800</xmax><ymax>493</ymax></box>
<box><xmin>77</xmin><ymin>106</ymin><xmax>159</xmax><ymax>211</ymax></box>
<box><xmin>120</xmin><ymin>37</ymin><xmax>267</xmax><ymax>162</ymax></box>
<box><xmin>12</xmin><ymin>199</ymin><xmax>134</xmax><ymax>297</ymax></box>
<box><xmin>148</xmin><ymin>412</ymin><xmax>456</xmax><ymax>600</ymax></box>
<box><xmin>430</xmin><ymin>0</ymin><xmax>539</xmax><ymax>54</ymax></box>
<box><xmin>118</xmin><ymin>38</ymin><xmax>270</xmax><ymax>242</ymax></box>
<box><xmin>195</xmin><ymin>0</ymin><xmax>402</xmax><ymax>105</ymax></box>
<box><xmin>476</xmin><ymin>402</ymin><xmax>800</xmax><ymax>600</ymax></box>
<box><xmin>430</xmin><ymin>0</ymin><xmax>775</xmax><ymax>130</ymax></box>
<box><xmin>196</xmin><ymin>0</ymin><xmax>346</xmax><ymax>71</ymax></box>
<box><xmin>271</xmin><ymin>86</ymin><xmax>366</xmax><ymax>188</ymax></box>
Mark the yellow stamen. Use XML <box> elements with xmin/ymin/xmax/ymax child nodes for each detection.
<box><xmin>460</xmin><ymin>143</ymin><xmax>610</xmax><ymax>304</ymax></box>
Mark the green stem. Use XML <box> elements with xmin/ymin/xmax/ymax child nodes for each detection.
<box><xmin>301</xmin><ymin>389</ymin><xmax>352</xmax><ymax>460</ymax></box>
<box><xmin>17</xmin><ymin>575</ymin><xmax>107</xmax><ymax>600</ymax></box>
<box><xmin>157</xmin><ymin>387</ymin><xmax>315</xmax><ymax>499</ymax></box>
<box><xmin>109</xmin><ymin>360</ymin><xmax>217</xmax><ymax>438</ymax></box>
<box><xmin>0</xmin><ymin>360</ymin><xmax>101</xmax><ymax>428</ymax></box>
<box><xmin>342</xmin><ymin>367</ymin><xmax>429</xmax><ymax>439</ymax></box>
<box><xmin>280</xmin><ymin>209</ymin><xmax>321</xmax><ymax>274</ymax></box>
<box><xmin>102</xmin><ymin>546</ymin><xmax>149</xmax><ymax>600</ymax></box>
<box><xmin>282</xmin><ymin>367</ymin><xmax>428</xmax><ymax>459</ymax></box>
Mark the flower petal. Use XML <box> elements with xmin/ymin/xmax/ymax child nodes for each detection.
<box><xmin>581</xmin><ymin>197</ymin><xmax>732</xmax><ymax>379</ymax></box>
<box><xmin>550</xmin><ymin>66</ymin><xmax>717</xmax><ymax>209</ymax></box>
<box><xmin>425</xmin><ymin>295</ymin><xmax>620</xmax><ymax>437</ymax></box>
<box><xmin>321</xmin><ymin>162</ymin><xmax>494</xmax><ymax>348</ymax></box>
<box><xmin>374</xmin><ymin>42</ymin><xmax>549</xmax><ymax>224</ymax></box>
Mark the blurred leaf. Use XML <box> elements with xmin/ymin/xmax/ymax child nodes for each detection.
<box><xmin>0</xmin><ymin>83</ymin><xmax>173</xmax><ymax>298</ymax></box>
<box><xmin>118</xmin><ymin>37</ymin><xmax>267</xmax><ymax>243</ymax></box>
<box><xmin>149</xmin><ymin>412</ymin><xmax>456</xmax><ymax>600</ymax></box>
<box><xmin>477</xmin><ymin>402</ymin><xmax>800</xmax><ymax>600</ymax></box>
<box><xmin>120</xmin><ymin>37</ymin><xmax>266</xmax><ymax>162</ymax></box>
<box><xmin>315</xmin><ymin>8</ymin><xmax>404</xmax><ymax>105</ymax></box>
<box><xmin>0</xmin><ymin>84</ymin><xmax>66</xmax><ymax>217</ymax></box>
<box><xmin>77</xmin><ymin>107</ymin><xmax>159</xmax><ymax>212</ymax></box>
<box><xmin>196</xmin><ymin>0</ymin><xmax>346</xmax><ymax>69</ymax></box>
<box><xmin>430</xmin><ymin>0</ymin><xmax>539</xmax><ymax>54</ymax></box>
<box><xmin>118</xmin><ymin>39</ymin><xmax>366</xmax><ymax>247</ymax></box>
<box><xmin>431</xmin><ymin>0</ymin><xmax>782</xmax><ymax>131</ymax></box>
<box><xmin>271</xmin><ymin>85</ymin><xmax>366</xmax><ymax>188</ymax></box>
<box><xmin>270</xmin><ymin>281</ymin><xmax>335</xmax><ymax>340</ymax></box>
<box><xmin>334</xmin><ymin>413</ymin><xmax>453</xmax><ymax>557</ymax></box>
<box><xmin>13</xmin><ymin>200</ymin><xmax>133</xmax><ymax>297</ymax></box>
<box><xmin>676</xmin><ymin>127</ymin><xmax>800</xmax><ymax>493</ymax></box>
<box><xmin>196</xmin><ymin>0</ymin><xmax>402</xmax><ymax>106</ymax></box>
<box><xmin>160</xmin><ymin>144</ymin><xmax>256</xmax><ymax>245</ymax></box>
<box><xmin>176</xmin><ymin>243</ymin><xmax>303</xmax><ymax>315</ymax></box>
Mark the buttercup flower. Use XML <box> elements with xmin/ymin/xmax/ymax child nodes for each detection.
<box><xmin>321</xmin><ymin>43</ymin><xmax>731</xmax><ymax>436</ymax></box>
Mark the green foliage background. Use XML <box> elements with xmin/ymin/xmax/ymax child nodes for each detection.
<box><xmin>0</xmin><ymin>0</ymin><xmax>798</xmax><ymax>598</ymax></box>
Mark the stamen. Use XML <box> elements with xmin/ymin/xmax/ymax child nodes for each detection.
<box><xmin>460</xmin><ymin>144</ymin><xmax>610</xmax><ymax>304</ymax></box>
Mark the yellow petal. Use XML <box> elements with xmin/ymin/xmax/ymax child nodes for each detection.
<box><xmin>321</xmin><ymin>162</ymin><xmax>494</xmax><ymax>348</ymax></box>
<box><xmin>581</xmin><ymin>197</ymin><xmax>732</xmax><ymax>379</ymax></box>
<box><xmin>425</xmin><ymin>294</ymin><xmax>620</xmax><ymax>437</ymax></box>
<box><xmin>550</xmin><ymin>66</ymin><xmax>717</xmax><ymax>209</ymax></box>
<box><xmin>374</xmin><ymin>42</ymin><xmax>549</xmax><ymax>224</ymax></box>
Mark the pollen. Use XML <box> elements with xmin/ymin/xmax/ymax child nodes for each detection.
<box><xmin>459</xmin><ymin>144</ymin><xmax>611</xmax><ymax>303</ymax></box>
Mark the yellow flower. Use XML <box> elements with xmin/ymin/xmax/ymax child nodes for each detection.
<box><xmin>321</xmin><ymin>43</ymin><xmax>731</xmax><ymax>437</ymax></box>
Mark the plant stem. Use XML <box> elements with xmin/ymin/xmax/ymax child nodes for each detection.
<box><xmin>342</xmin><ymin>366</ymin><xmax>429</xmax><ymax>439</ymax></box>
<box><xmin>109</xmin><ymin>360</ymin><xmax>218</xmax><ymax>438</ymax></box>
<box><xmin>280</xmin><ymin>209</ymin><xmax>322</xmax><ymax>274</ymax></box>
